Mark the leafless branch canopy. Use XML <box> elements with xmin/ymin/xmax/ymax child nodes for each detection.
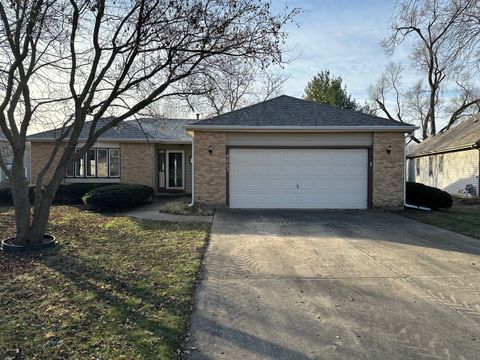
<box><xmin>0</xmin><ymin>0</ymin><xmax>298</xmax><ymax>243</ymax></box>
<box><xmin>370</xmin><ymin>0</ymin><xmax>480</xmax><ymax>139</ymax></box>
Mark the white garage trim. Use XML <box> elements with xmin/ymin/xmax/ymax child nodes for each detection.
<box><xmin>227</xmin><ymin>146</ymin><xmax>372</xmax><ymax>209</ymax></box>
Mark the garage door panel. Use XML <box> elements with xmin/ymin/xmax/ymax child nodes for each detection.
<box><xmin>229</xmin><ymin>148</ymin><xmax>368</xmax><ymax>209</ymax></box>
<box><xmin>350</xmin><ymin>165</ymin><xmax>366</xmax><ymax>176</ymax></box>
<box><xmin>334</xmin><ymin>177</ymin><xmax>365</xmax><ymax>191</ymax></box>
<box><xmin>316</xmin><ymin>164</ymin><xmax>331</xmax><ymax>175</ymax></box>
<box><xmin>264</xmin><ymin>165</ymin><xmax>282</xmax><ymax>177</ymax></box>
<box><xmin>315</xmin><ymin>178</ymin><xmax>332</xmax><ymax>190</ymax></box>
<box><xmin>283</xmin><ymin>152</ymin><xmax>297</xmax><ymax>163</ymax></box>
<box><xmin>283</xmin><ymin>179</ymin><xmax>298</xmax><ymax>190</ymax></box>
<box><xmin>298</xmin><ymin>179</ymin><xmax>315</xmax><ymax>190</ymax></box>
<box><xmin>333</xmin><ymin>165</ymin><xmax>349</xmax><ymax>176</ymax></box>
<box><xmin>264</xmin><ymin>151</ymin><xmax>282</xmax><ymax>163</ymax></box>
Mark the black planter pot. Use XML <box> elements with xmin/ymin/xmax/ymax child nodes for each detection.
<box><xmin>1</xmin><ymin>235</ymin><xmax>57</xmax><ymax>253</ymax></box>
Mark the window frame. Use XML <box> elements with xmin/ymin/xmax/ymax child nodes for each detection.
<box><xmin>416</xmin><ymin>158</ymin><xmax>420</xmax><ymax>176</ymax></box>
<box><xmin>439</xmin><ymin>154</ymin><xmax>444</xmax><ymax>175</ymax></box>
<box><xmin>86</xmin><ymin>149</ymin><xmax>97</xmax><ymax>178</ymax></box>
<box><xmin>428</xmin><ymin>156</ymin><xmax>433</xmax><ymax>177</ymax></box>
<box><xmin>66</xmin><ymin>148</ymin><xmax>120</xmax><ymax>179</ymax></box>
<box><xmin>96</xmin><ymin>148</ymin><xmax>109</xmax><ymax>178</ymax></box>
<box><xmin>108</xmin><ymin>148</ymin><xmax>121</xmax><ymax>178</ymax></box>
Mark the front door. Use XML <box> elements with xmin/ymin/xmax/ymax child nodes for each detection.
<box><xmin>166</xmin><ymin>150</ymin><xmax>184</xmax><ymax>190</ymax></box>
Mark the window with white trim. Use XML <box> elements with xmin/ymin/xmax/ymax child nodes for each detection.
<box><xmin>66</xmin><ymin>148</ymin><xmax>120</xmax><ymax>178</ymax></box>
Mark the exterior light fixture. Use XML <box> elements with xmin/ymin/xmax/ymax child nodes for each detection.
<box><xmin>386</xmin><ymin>145</ymin><xmax>392</xmax><ymax>154</ymax></box>
<box><xmin>208</xmin><ymin>145</ymin><xmax>213</xmax><ymax>155</ymax></box>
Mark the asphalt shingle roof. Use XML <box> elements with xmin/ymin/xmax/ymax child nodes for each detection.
<box><xmin>189</xmin><ymin>95</ymin><xmax>415</xmax><ymax>128</ymax></box>
<box><xmin>27</xmin><ymin>118</ymin><xmax>195</xmax><ymax>142</ymax></box>
<box><xmin>407</xmin><ymin>114</ymin><xmax>480</xmax><ymax>157</ymax></box>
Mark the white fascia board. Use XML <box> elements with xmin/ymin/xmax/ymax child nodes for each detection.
<box><xmin>185</xmin><ymin>125</ymin><xmax>418</xmax><ymax>133</ymax></box>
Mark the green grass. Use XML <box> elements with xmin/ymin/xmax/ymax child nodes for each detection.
<box><xmin>399</xmin><ymin>199</ymin><xmax>480</xmax><ymax>239</ymax></box>
<box><xmin>0</xmin><ymin>206</ymin><xmax>210</xmax><ymax>359</ymax></box>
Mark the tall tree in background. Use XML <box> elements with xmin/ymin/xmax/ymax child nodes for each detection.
<box><xmin>370</xmin><ymin>0</ymin><xmax>480</xmax><ymax>139</ymax></box>
<box><xmin>180</xmin><ymin>59</ymin><xmax>288</xmax><ymax>116</ymax></box>
<box><xmin>304</xmin><ymin>70</ymin><xmax>363</xmax><ymax>111</ymax></box>
<box><xmin>0</xmin><ymin>0</ymin><xmax>297</xmax><ymax>245</ymax></box>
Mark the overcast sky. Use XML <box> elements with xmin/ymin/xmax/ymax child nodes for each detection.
<box><xmin>275</xmin><ymin>0</ymin><xmax>414</xmax><ymax>102</ymax></box>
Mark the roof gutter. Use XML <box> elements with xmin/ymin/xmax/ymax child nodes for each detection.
<box><xmin>407</xmin><ymin>142</ymin><xmax>480</xmax><ymax>158</ymax></box>
<box><xmin>27</xmin><ymin>138</ymin><xmax>192</xmax><ymax>144</ymax></box>
<box><xmin>185</xmin><ymin>125</ymin><xmax>418</xmax><ymax>133</ymax></box>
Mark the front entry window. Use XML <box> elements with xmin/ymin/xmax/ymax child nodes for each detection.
<box><xmin>158</xmin><ymin>150</ymin><xmax>166</xmax><ymax>189</ymax></box>
<box><xmin>167</xmin><ymin>151</ymin><xmax>184</xmax><ymax>189</ymax></box>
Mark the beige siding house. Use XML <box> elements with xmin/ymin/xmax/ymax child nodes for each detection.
<box><xmin>407</xmin><ymin>115</ymin><xmax>480</xmax><ymax>196</ymax></box>
<box><xmin>28</xmin><ymin>118</ymin><xmax>194</xmax><ymax>194</ymax></box>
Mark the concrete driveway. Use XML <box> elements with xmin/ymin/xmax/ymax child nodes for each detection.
<box><xmin>186</xmin><ymin>210</ymin><xmax>480</xmax><ymax>360</ymax></box>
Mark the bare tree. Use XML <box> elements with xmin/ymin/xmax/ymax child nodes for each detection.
<box><xmin>181</xmin><ymin>59</ymin><xmax>288</xmax><ymax>117</ymax></box>
<box><xmin>369</xmin><ymin>62</ymin><xmax>405</xmax><ymax>123</ymax></box>
<box><xmin>0</xmin><ymin>0</ymin><xmax>297</xmax><ymax>245</ymax></box>
<box><xmin>371</xmin><ymin>0</ymin><xmax>480</xmax><ymax>138</ymax></box>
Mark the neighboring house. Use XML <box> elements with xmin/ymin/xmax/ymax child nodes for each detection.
<box><xmin>28</xmin><ymin>118</ymin><xmax>195</xmax><ymax>193</ymax></box>
<box><xmin>0</xmin><ymin>131</ymin><xmax>31</xmax><ymax>186</ymax></box>
<box><xmin>407</xmin><ymin>114</ymin><xmax>480</xmax><ymax>196</ymax></box>
<box><xmin>186</xmin><ymin>95</ymin><xmax>416</xmax><ymax>209</ymax></box>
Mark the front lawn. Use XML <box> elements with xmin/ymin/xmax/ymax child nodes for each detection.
<box><xmin>399</xmin><ymin>198</ymin><xmax>480</xmax><ymax>239</ymax></box>
<box><xmin>0</xmin><ymin>206</ymin><xmax>210</xmax><ymax>359</ymax></box>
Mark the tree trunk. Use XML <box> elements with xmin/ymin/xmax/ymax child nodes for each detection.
<box><xmin>9</xmin><ymin>150</ymin><xmax>64</xmax><ymax>245</ymax></box>
<box><xmin>9</xmin><ymin>153</ymin><xmax>32</xmax><ymax>244</ymax></box>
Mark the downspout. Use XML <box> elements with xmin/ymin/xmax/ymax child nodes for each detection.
<box><xmin>188</xmin><ymin>135</ymin><xmax>195</xmax><ymax>207</ymax></box>
<box><xmin>404</xmin><ymin>135</ymin><xmax>430</xmax><ymax>211</ymax></box>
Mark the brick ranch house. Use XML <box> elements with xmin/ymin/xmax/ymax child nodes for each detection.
<box><xmin>29</xmin><ymin>95</ymin><xmax>416</xmax><ymax>209</ymax></box>
<box><xmin>407</xmin><ymin>114</ymin><xmax>480</xmax><ymax>197</ymax></box>
<box><xmin>28</xmin><ymin>118</ymin><xmax>195</xmax><ymax>193</ymax></box>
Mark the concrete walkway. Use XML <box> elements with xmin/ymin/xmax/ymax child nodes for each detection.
<box><xmin>187</xmin><ymin>209</ymin><xmax>480</xmax><ymax>360</ymax></box>
<box><xmin>127</xmin><ymin>200</ymin><xmax>213</xmax><ymax>223</ymax></box>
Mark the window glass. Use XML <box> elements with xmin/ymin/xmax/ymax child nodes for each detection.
<box><xmin>109</xmin><ymin>149</ymin><xmax>120</xmax><ymax>177</ymax></box>
<box><xmin>439</xmin><ymin>155</ymin><xmax>444</xmax><ymax>174</ymax></box>
<box><xmin>416</xmin><ymin>158</ymin><xmax>420</xmax><ymax>176</ymax></box>
<box><xmin>428</xmin><ymin>156</ymin><xmax>433</xmax><ymax>177</ymax></box>
<box><xmin>75</xmin><ymin>152</ymin><xmax>85</xmax><ymax>177</ymax></box>
<box><xmin>97</xmin><ymin>149</ymin><xmax>108</xmax><ymax>177</ymax></box>
<box><xmin>86</xmin><ymin>149</ymin><xmax>96</xmax><ymax>177</ymax></box>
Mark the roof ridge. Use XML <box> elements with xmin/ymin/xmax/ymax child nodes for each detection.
<box><xmin>194</xmin><ymin>95</ymin><xmax>290</xmax><ymax>124</ymax></box>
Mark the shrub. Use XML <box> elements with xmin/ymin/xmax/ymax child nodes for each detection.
<box><xmin>0</xmin><ymin>186</ymin><xmax>35</xmax><ymax>205</ymax></box>
<box><xmin>406</xmin><ymin>182</ymin><xmax>453</xmax><ymax>210</ymax></box>
<box><xmin>82</xmin><ymin>184</ymin><xmax>154</xmax><ymax>211</ymax></box>
<box><xmin>55</xmin><ymin>183</ymin><xmax>110</xmax><ymax>203</ymax></box>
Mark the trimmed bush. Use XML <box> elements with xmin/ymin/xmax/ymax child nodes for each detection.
<box><xmin>82</xmin><ymin>184</ymin><xmax>154</xmax><ymax>211</ymax></box>
<box><xmin>0</xmin><ymin>187</ymin><xmax>13</xmax><ymax>204</ymax></box>
<box><xmin>0</xmin><ymin>186</ymin><xmax>35</xmax><ymax>205</ymax></box>
<box><xmin>55</xmin><ymin>183</ymin><xmax>110</xmax><ymax>203</ymax></box>
<box><xmin>406</xmin><ymin>182</ymin><xmax>453</xmax><ymax>210</ymax></box>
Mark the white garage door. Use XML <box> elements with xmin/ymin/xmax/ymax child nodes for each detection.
<box><xmin>229</xmin><ymin>148</ymin><xmax>369</xmax><ymax>209</ymax></box>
